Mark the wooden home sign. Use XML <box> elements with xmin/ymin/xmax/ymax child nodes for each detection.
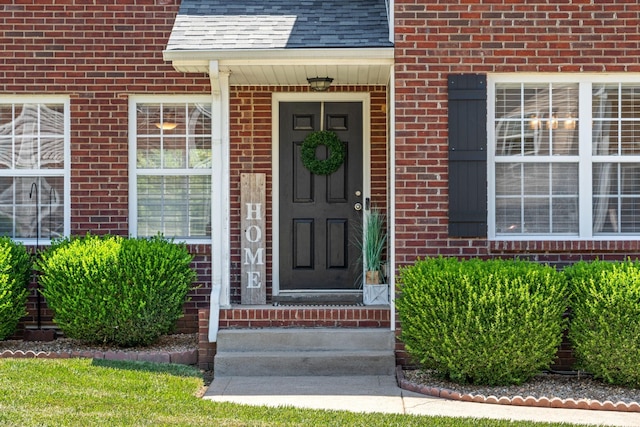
<box><xmin>240</xmin><ymin>173</ymin><xmax>266</xmax><ymax>305</ymax></box>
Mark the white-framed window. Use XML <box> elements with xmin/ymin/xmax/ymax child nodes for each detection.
<box><xmin>0</xmin><ymin>97</ymin><xmax>70</xmax><ymax>242</ymax></box>
<box><xmin>489</xmin><ymin>75</ymin><xmax>640</xmax><ymax>239</ymax></box>
<box><xmin>129</xmin><ymin>96</ymin><xmax>213</xmax><ymax>241</ymax></box>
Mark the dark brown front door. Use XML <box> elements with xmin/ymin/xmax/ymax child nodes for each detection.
<box><xmin>279</xmin><ymin>102</ymin><xmax>363</xmax><ymax>291</ymax></box>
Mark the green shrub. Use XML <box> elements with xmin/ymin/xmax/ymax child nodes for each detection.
<box><xmin>37</xmin><ymin>234</ymin><xmax>196</xmax><ymax>347</ymax></box>
<box><xmin>396</xmin><ymin>257</ymin><xmax>568</xmax><ymax>386</ymax></box>
<box><xmin>565</xmin><ymin>259</ymin><xmax>640</xmax><ymax>388</ymax></box>
<box><xmin>0</xmin><ymin>237</ymin><xmax>32</xmax><ymax>340</ymax></box>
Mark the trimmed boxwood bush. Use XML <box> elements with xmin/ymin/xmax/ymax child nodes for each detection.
<box><xmin>37</xmin><ymin>234</ymin><xmax>196</xmax><ymax>347</ymax></box>
<box><xmin>397</xmin><ymin>257</ymin><xmax>568</xmax><ymax>386</ymax></box>
<box><xmin>565</xmin><ymin>259</ymin><xmax>640</xmax><ymax>388</ymax></box>
<box><xmin>0</xmin><ymin>237</ymin><xmax>32</xmax><ymax>340</ymax></box>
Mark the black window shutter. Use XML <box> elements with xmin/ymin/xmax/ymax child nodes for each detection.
<box><xmin>448</xmin><ymin>74</ymin><xmax>487</xmax><ymax>237</ymax></box>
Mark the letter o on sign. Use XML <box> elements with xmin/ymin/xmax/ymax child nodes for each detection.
<box><xmin>245</xmin><ymin>225</ymin><xmax>262</xmax><ymax>243</ymax></box>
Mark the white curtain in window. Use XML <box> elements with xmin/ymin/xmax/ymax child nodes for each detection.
<box><xmin>592</xmin><ymin>86</ymin><xmax>612</xmax><ymax>233</ymax></box>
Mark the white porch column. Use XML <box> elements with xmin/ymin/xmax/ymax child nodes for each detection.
<box><xmin>209</xmin><ymin>60</ymin><xmax>231</xmax><ymax>342</ymax></box>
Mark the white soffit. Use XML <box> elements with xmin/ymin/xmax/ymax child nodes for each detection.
<box><xmin>164</xmin><ymin>48</ymin><xmax>394</xmax><ymax>86</ymax></box>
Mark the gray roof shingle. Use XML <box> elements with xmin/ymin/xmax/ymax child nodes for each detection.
<box><xmin>167</xmin><ymin>0</ymin><xmax>392</xmax><ymax>51</ymax></box>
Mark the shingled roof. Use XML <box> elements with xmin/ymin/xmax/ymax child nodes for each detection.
<box><xmin>167</xmin><ymin>0</ymin><xmax>392</xmax><ymax>51</ymax></box>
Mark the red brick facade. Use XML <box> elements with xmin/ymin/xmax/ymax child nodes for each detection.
<box><xmin>2</xmin><ymin>2</ymin><xmax>389</xmax><ymax>335</ymax></box>
<box><xmin>393</xmin><ymin>1</ymin><xmax>640</xmax><ymax>369</ymax></box>
<box><xmin>394</xmin><ymin>0</ymin><xmax>640</xmax><ymax>267</ymax></box>
<box><xmin>2</xmin><ymin>1</ymin><xmax>212</xmax><ymax>333</ymax></box>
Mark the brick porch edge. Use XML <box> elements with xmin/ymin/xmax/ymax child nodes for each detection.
<box><xmin>396</xmin><ymin>367</ymin><xmax>640</xmax><ymax>413</ymax></box>
<box><xmin>0</xmin><ymin>348</ymin><xmax>198</xmax><ymax>365</ymax></box>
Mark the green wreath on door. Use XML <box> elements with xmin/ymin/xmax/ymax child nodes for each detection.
<box><xmin>300</xmin><ymin>131</ymin><xmax>346</xmax><ymax>175</ymax></box>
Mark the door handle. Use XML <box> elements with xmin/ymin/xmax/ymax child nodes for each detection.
<box><xmin>354</xmin><ymin>202</ymin><xmax>363</xmax><ymax>211</ymax></box>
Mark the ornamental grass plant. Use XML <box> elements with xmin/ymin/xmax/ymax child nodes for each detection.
<box><xmin>363</xmin><ymin>208</ymin><xmax>387</xmax><ymax>282</ymax></box>
<box><xmin>37</xmin><ymin>234</ymin><xmax>196</xmax><ymax>347</ymax></box>
<box><xmin>565</xmin><ymin>259</ymin><xmax>640</xmax><ymax>388</ymax></box>
<box><xmin>397</xmin><ymin>257</ymin><xmax>568</xmax><ymax>386</ymax></box>
<box><xmin>0</xmin><ymin>237</ymin><xmax>31</xmax><ymax>340</ymax></box>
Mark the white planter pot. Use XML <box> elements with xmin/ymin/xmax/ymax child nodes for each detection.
<box><xmin>363</xmin><ymin>284</ymin><xmax>389</xmax><ymax>306</ymax></box>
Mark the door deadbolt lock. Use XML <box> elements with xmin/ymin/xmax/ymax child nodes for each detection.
<box><xmin>354</xmin><ymin>202</ymin><xmax>363</xmax><ymax>211</ymax></box>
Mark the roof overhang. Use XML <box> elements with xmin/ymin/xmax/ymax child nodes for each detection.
<box><xmin>163</xmin><ymin>48</ymin><xmax>394</xmax><ymax>86</ymax></box>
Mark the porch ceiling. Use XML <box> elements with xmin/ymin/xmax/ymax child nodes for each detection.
<box><xmin>164</xmin><ymin>49</ymin><xmax>394</xmax><ymax>86</ymax></box>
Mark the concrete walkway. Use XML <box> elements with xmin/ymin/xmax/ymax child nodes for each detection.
<box><xmin>204</xmin><ymin>375</ymin><xmax>640</xmax><ymax>426</ymax></box>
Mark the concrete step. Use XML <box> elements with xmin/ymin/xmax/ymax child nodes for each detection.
<box><xmin>214</xmin><ymin>350</ymin><xmax>395</xmax><ymax>376</ymax></box>
<box><xmin>217</xmin><ymin>328</ymin><xmax>395</xmax><ymax>352</ymax></box>
<box><xmin>214</xmin><ymin>328</ymin><xmax>395</xmax><ymax>377</ymax></box>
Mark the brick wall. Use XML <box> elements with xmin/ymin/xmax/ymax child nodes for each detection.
<box><xmin>394</xmin><ymin>0</ymin><xmax>640</xmax><ymax>369</ymax></box>
<box><xmin>2</xmin><ymin>0</ymin><xmax>211</xmax><ymax>333</ymax></box>
<box><xmin>394</xmin><ymin>0</ymin><xmax>640</xmax><ymax>266</ymax></box>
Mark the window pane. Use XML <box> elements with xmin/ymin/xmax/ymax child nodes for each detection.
<box><xmin>189</xmin><ymin>104</ymin><xmax>212</xmax><ymax>135</ymax></box>
<box><xmin>496</xmin><ymin>163</ymin><xmax>521</xmax><ymax>196</ymax></box>
<box><xmin>593</xmin><ymin>84</ymin><xmax>618</xmax><ymax>118</ymax></box>
<box><xmin>594</xmin><ymin>163</ymin><xmax>640</xmax><ymax>234</ymax></box>
<box><xmin>495</xmin><ymin>84</ymin><xmax>522</xmax><ymax>118</ymax></box>
<box><xmin>552</xmin><ymin>198</ymin><xmax>578</xmax><ymax>233</ymax></box>
<box><xmin>593</xmin><ymin>163</ymin><xmax>616</xmax><ymax>233</ymax></box>
<box><xmin>550</xmin><ymin>84</ymin><xmax>579</xmax><ymax>155</ymax></box>
<box><xmin>136</xmin><ymin>137</ymin><xmax>161</xmax><ymax>168</ymax></box>
<box><xmin>495</xmin><ymin>83</ymin><xmax>578</xmax><ymax>156</ymax></box>
<box><xmin>136</xmin><ymin>175</ymin><xmax>162</xmax><ymax>236</ymax></box>
<box><xmin>187</xmin><ymin>176</ymin><xmax>211</xmax><ymax>236</ymax></box>
<box><xmin>495</xmin><ymin>162</ymin><xmax>578</xmax><ymax>236</ymax></box>
<box><xmin>163</xmin><ymin>137</ymin><xmax>186</xmax><ymax>169</ymax></box>
<box><xmin>137</xmin><ymin>175</ymin><xmax>211</xmax><ymax>238</ymax></box>
<box><xmin>0</xmin><ymin>137</ymin><xmax>12</xmax><ymax>169</ymax></box>
<box><xmin>620</xmin><ymin>121</ymin><xmax>640</xmax><ymax>155</ymax></box>
<box><xmin>0</xmin><ymin>104</ymin><xmax>14</xmax><ymax>128</ymax></box>
<box><xmin>14</xmin><ymin>135</ymin><xmax>38</xmax><ymax>169</ymax></box>
<box><xmin>620</xmin><ymin>85</ymin><xmax>640</xmax><ymax>119</ymax></box>
<box><xmin>524</xmin><ymin>197</ymin><xmax>550</xmax><ymax>233</ymax></box>
<box><xmin>553</xmin><ymin>163</ymin><xmax>579</xmax><ymax>195</ymax></box>
<box><xmin>40</xmin><ymin>137</ymin><xmax>64</xmax><ymax>169</ymax></box>
<box><xmin>0</xmin><ymin>104</ymin><xmax>64</xmax><ymax>170</ymax></box>
<box><xmin>0</xmin><ymin>176</ymin><xmax>63</xmax><ymax>239</ymax></box>
<box><xmin>160</xmin><ymin>104</ymin><xmax>186</xmax><ymax>134</ymax></box>
<box><xmin>0</xmin><ymin>177</ymin><xmax>14</xmax><ymax>236</ymax></box>
<box><xmin>621</xmin><ymin>196</ymin><xmax>640</xmax><ymax>232</ymax></box>
<box><xmin>593</xmin><ymin>84</ymin><xmax>640</xmax><ymax>156</ymax></box>
<box><xmin>189</xmin><ymin>137</ymin><xmax>212</xmax><ymax>168</ymax></box>
<box><xmin>523</xmin><ymin>164</ymin><xmax>549</xmax><ymax>195</ymax></box>
<box><xmin>41</xmin><ymin>176</ymin><xmax>64</xmax><ymax>239</ymax></box>
<box><xmin>135</xmin><ymin>103</ymin><xmax>212</xmax><ymax>170</ymax></box>
<box><xmin>13</xmin><ymin>104</ymin><xmax>36</xmax><ymax>137</ymax></box>
<box><xmin>593</xmin><ymin>120</ymin><xmax>617</xmax><ymax>155</ymax></box>
<box><xmin>495</xmin><ymin>197</ymin><xmax>522</xmax><ymax>234</ymax></box>
<box><xmin>41</xmin><ymin>104</ymin><xmax>64</xmax><ymax>135</ymax></box>
<box><xmin>136</xmin><ymin>104</ymin><xmax>162</xmax><ymax>135</ymax></box>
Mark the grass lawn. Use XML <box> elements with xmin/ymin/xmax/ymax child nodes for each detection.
<box><xmin>0</xmin><ymin>358</ymin><xmax>586</xmax><ymax>427</ymax></box>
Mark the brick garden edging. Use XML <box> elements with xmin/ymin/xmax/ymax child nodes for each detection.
<box><xmin>395</xmin><ymin>367</ymin><xmax>640</xmax><ymax>413</ymax></box>
<box><xmin>0</xmin><ymin>348</ymin><xmax>198</xmax><ymax>366</ymax></box>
